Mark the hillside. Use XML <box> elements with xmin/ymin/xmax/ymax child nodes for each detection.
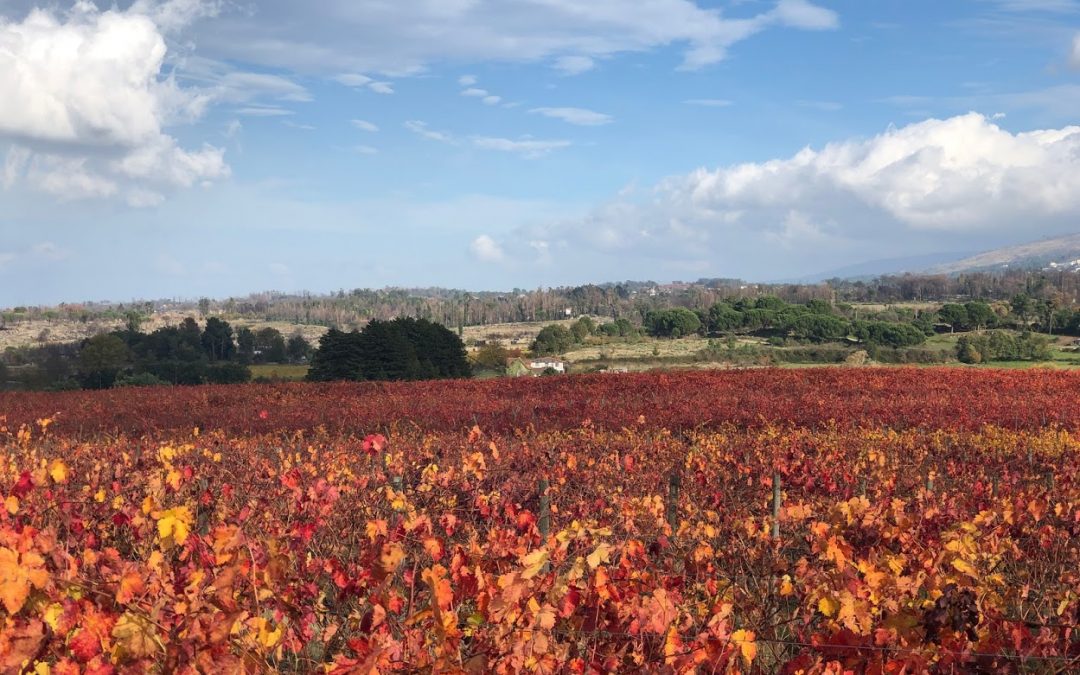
<box><xmin>926</xmin><ymin>233</ymin><xmax>1080</xmax><ymax>275</ymax></box>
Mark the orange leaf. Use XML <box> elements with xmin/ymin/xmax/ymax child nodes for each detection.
<box><xmin>116</xmin><ymin>571</ymin><xmax>145</xmax><ymax>605</ymax></box>
<box><xmin>0</xmin><ymin>547</ymin><xmax>48</xmax><ymax>614</ymax></box>
<box><xmin>381</xmin><ymin>543</ymin><xmax>405</xmax><ymax>574</ymax></box>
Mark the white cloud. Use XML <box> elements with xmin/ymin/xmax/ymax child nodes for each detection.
<box><xmin>987</xmin><ymin>0</ymin><xmax>1080</xmax><ymax>12</ymax></box>
<box><xmin>469</xmin><ymin>234</ymin><xmax>506</xmax><ymax>262</ymax></box>
<box><xmin>216</xmin><ymin>71</ymin><xmax>311</xmax><ymax>102</ymax></box>
<box><xmin>483</xmin><ymin>95</ymin><xmax>502</xmax><ymax>106</ymax></box>
<box><xmin>175</xmin><ymin>0</ymin><xmax>839</xmax><ymax>74</ymax></box>
<box><xmin>554</xmin><ymin>55</ymin><xmax>596</xmax><ymax>75</ymax></box>
<box><xmin>686</xmin><ymin>99</ymin><xmax>734</xmax><ymax>107</ymax></box>
<box><xmin>353</xmin><ymin>145</ymin><xmax>378</xmax><ymax>155</ymax></box>
<box><xmin>471</xmin><ymin>136</ymin><xmax>572</xmax><ymax>158</ymax></box>
<box><xmin>403</xmin><ymin>122</ymin><xmax>568</xmax><ymax>158</ymax></box>
<box><xmin>404</xmin><ymin>120</ymin><xmax>454</xmax><ymax>143</ymax></box>
<box><xmin>462</xmin><ymin>88</ymin><xmax>489</xmax><ymax>98</ymax></box>
<box><xmin>129</xmin><ymin>0</ymin><xmax>222</xmax><ymax>33</ymax></box>
<box><xmin>0</xmin><ymin>2</ymin><xmax>228</xmax><ymax>205</ymax></box>
<box><xmin>351</xmin><ymin>119</ymin><xmax>379</xmax><ymax>132</ymax></box>
<box><xmin>1071</xmin><ymin>33</ymin><xmax>1080</xmax><ymax>68</ymax></box>
<box><xmin>334</xmin><ymin>73</ymin><xmax>372</xmax><ymax>87</ymax></box>
<box><xmin>771</xmin><ymin>0</ymin><xmax>841</xmax><ymax>30</ymax></box>
<box><xmin>334</xmin><ymin>72</ymin><xmax>395</xmax><ymax>94</ymax></box>
<box><xmin>530</xmin><ymin>107</ymin><xmax>614</xmax><ymax>126</ymax></box>
<box><xmin>458</xmin><ymin>74</ymin><xmax>478</xmax><ymax>86</ymax></box>
<box><xmin>235</xmin><ymin>106</ymin><xmax>294</xmax><ymax>117</ymax></box>
<box><xmin>493</xmin><ymin>114</ymin><xmax>1080</xmax><ymax>270</ymax></box>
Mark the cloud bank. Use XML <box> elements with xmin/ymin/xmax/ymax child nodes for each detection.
<box><xmin>482</xmin><ymin>114</ymin><xmax>1080</xmax><ymax>273</ymax></box>
<box><xmin>176</xmin><ymin>0</ymin><xmax>838</xmax><ymax>74</ymax></box>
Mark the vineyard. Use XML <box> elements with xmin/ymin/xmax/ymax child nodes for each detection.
<box><xmin>0</xmin><ymin>369</ymin><xmax>1078</xmax><ymax>672</ymax></box>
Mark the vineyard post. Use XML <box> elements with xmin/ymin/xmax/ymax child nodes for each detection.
<box><xmin>858</xmin><ymin>476</ymin><xmax>867</xmax><ymax>497</ymax></box>
<box><xmin>1045</xmin><ymin>470</ymin><xmax>1055</xmax><ymax>493</ymax></box>
<box><xmin>772</xmin><ymin>472</ymin><xmax>781</xmax><ymax>541</ymax></box>
<box><xmin>538</xmin><ymin>479</ymin><xmax>551</xmax><ymax>538</ymax></box>
<box><xmin>666</xmin><ymin>470</ymin><xmax>681</xmax><ymax>534</ymax></box>
<box><xmin>926</xmin><ymin>472</ymin><xmax>934</xmax><ymax>493</ymax></box>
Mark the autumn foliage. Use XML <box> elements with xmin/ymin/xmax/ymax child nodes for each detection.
<box><xmin>0</xmin><ymin>368</ymin><xmax>1078</xmax><ymax>672</ymax></box>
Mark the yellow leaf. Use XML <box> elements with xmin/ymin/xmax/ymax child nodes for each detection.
<box><xmin>153</xmin><ymin>507</ymin><xmax>193</xmax><ymax>548</ymax></box>
<box><xmin>254</xmin><ymin>617</ymin><xmax>283</xmax><ymax>650</ymax></box>
<box><xmin>112</xmin><ymin>611</ymin><xmax>160</xmax><ymax>659</ymax></box>
<box><xmin>43</xmin><ymin>603</ymin><xmax>64</xmax><ymax>631</ymax></box>
<box><xmin>94</xmin><ymin>489</ymin><xmax>106</xmax><ymax>503</ymax></box>
<box><xmin>166</xmin><ymin>470</ymin><xmax>182</xmax><ymax>491</ymax></box>
<box><xmin>4</xmin><ymin>496</ymin><xmax>18</xmax><ymax>515</ymax></box>
<box><xmin>731</xmin><ymin>629</ymin><xmax>757</xmax><ymax>665</ymax></box>
<box><xmin>520</xmin><ymin>549</ymin><xmax>549</xmax><ymax>579</ymax></box>
<box><xmin>818</xmin><ymin>595</ymin><xmax>840</xmax><ymax>618</ymax></box>
<box><xmin>48</xmin><ymin>460</ymin><xmax>68</xmax><ymax>484</ymax></box>
<box><xmin>951</xmin><ymin>558</ymin><xmax>978</xmax><ymax>578</ymax></box>
<box><xmin>586</xmin><ymin>543</ymin><xmax>613</xmax><ymax>570</ymax></box>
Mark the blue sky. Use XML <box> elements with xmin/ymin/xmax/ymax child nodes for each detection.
<box><xmin>1</xmin><ymin>0</ymin><xmax>1079</xmax><ymax>305</ymax></box>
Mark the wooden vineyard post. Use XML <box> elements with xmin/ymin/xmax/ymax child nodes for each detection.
<box><xmin>859</xmin><ymin>476</ymin><xmax>867</xmax><ymax>497</ymax></box>
<box><xmin>666</xmin><ymin>470</ymin><xmax>682</xmax><ymax>534</ymax></box>
<box><xmin>772</xmin><ymin>472</ymin><xmax>782</xmax><ymax>541</ymax></box>
<box><xmin>538</xmin><ymin>479</ymin><xmax>551</xmax><ymax>538</ymax></box>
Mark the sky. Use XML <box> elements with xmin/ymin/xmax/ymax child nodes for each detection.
<box><xmin>1</xmin><ymin>0</ymin><xmax>1080</xmax><ymax>306</ymax></box>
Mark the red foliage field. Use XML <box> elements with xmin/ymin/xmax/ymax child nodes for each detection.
<box><xmin>2</xmin><ymin>367</ymin><xmax>1079</xmax><ymax>436</ymax></box>
<box><xmin>0</xmin><ymin>368</ymin><xmax>1078</xmax><ymax>673</ymax></box>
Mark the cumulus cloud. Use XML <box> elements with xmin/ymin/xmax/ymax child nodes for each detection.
<box><xmin>490</xmin><ymin>114</ymin><xmax>1080</xmax><ymax>272</ymax></box>
<box><xmin>530</xmin><ymin>107</ymin><xmax>614</xmax><ymax>126</ymax></box>
<box><xmin>0</xmin><ymin>1</ymin><xmax>228</xmax><ymax>205</ymax></box>
<box><xmin>469</xmin><ymin>235</ymin><xmax>506</xmax><ymax>262</ymax></box>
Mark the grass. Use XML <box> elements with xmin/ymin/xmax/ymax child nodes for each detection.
<box><xmin>250</xmin><ymin>364</ymin><xmax>310</xmax><ymax>381</ymax></box>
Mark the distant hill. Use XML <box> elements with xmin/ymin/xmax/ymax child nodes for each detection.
<box><xmin>780</xmin><ymin>251</ymin><xmax>972</xmax><ymax>283</ymax></box>
<box><xmin>926</xmin><ymin>233</ymin><xmax>1080</xmax><ymax>275</ymax></box>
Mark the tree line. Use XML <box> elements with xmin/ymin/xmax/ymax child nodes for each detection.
<box><xmin>2</xmin><ymin>319</ymin><xmax>313</xmax><ymax>391</ymax></box>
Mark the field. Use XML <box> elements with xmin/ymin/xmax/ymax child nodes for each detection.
<box><xmin>249</xmin><ymin>364</ymin><xmax>311</xmax><ymax>381</ymax></box>
<box><xmin>0</xmin><ymin>369</ymin><xmax>1078</xmax><ymax>672</ymax></box>
<box><xmin>0</xmin><ymin>314</ymin><xmax>328</xmax><ymax>352</ymax></box>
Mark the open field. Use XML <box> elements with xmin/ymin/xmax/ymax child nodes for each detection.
<box><xmin>0</xmin><ymin>313</ymin><xmax>329</xmax><ymax>352</ymax></box>
<box><xmin>462</xmin><ymin>316</ymin><xmax>608</xmax><ymax>348</ymax></box>
<box><xmin>249</xmin><ymin>363</ymin><xmax>310</xmax><ymax>381</ymax></box>
<box><xmin>1</xmin><ymin>369</ymin><xmax>1078</xmax><ymax>671</ymax></box>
